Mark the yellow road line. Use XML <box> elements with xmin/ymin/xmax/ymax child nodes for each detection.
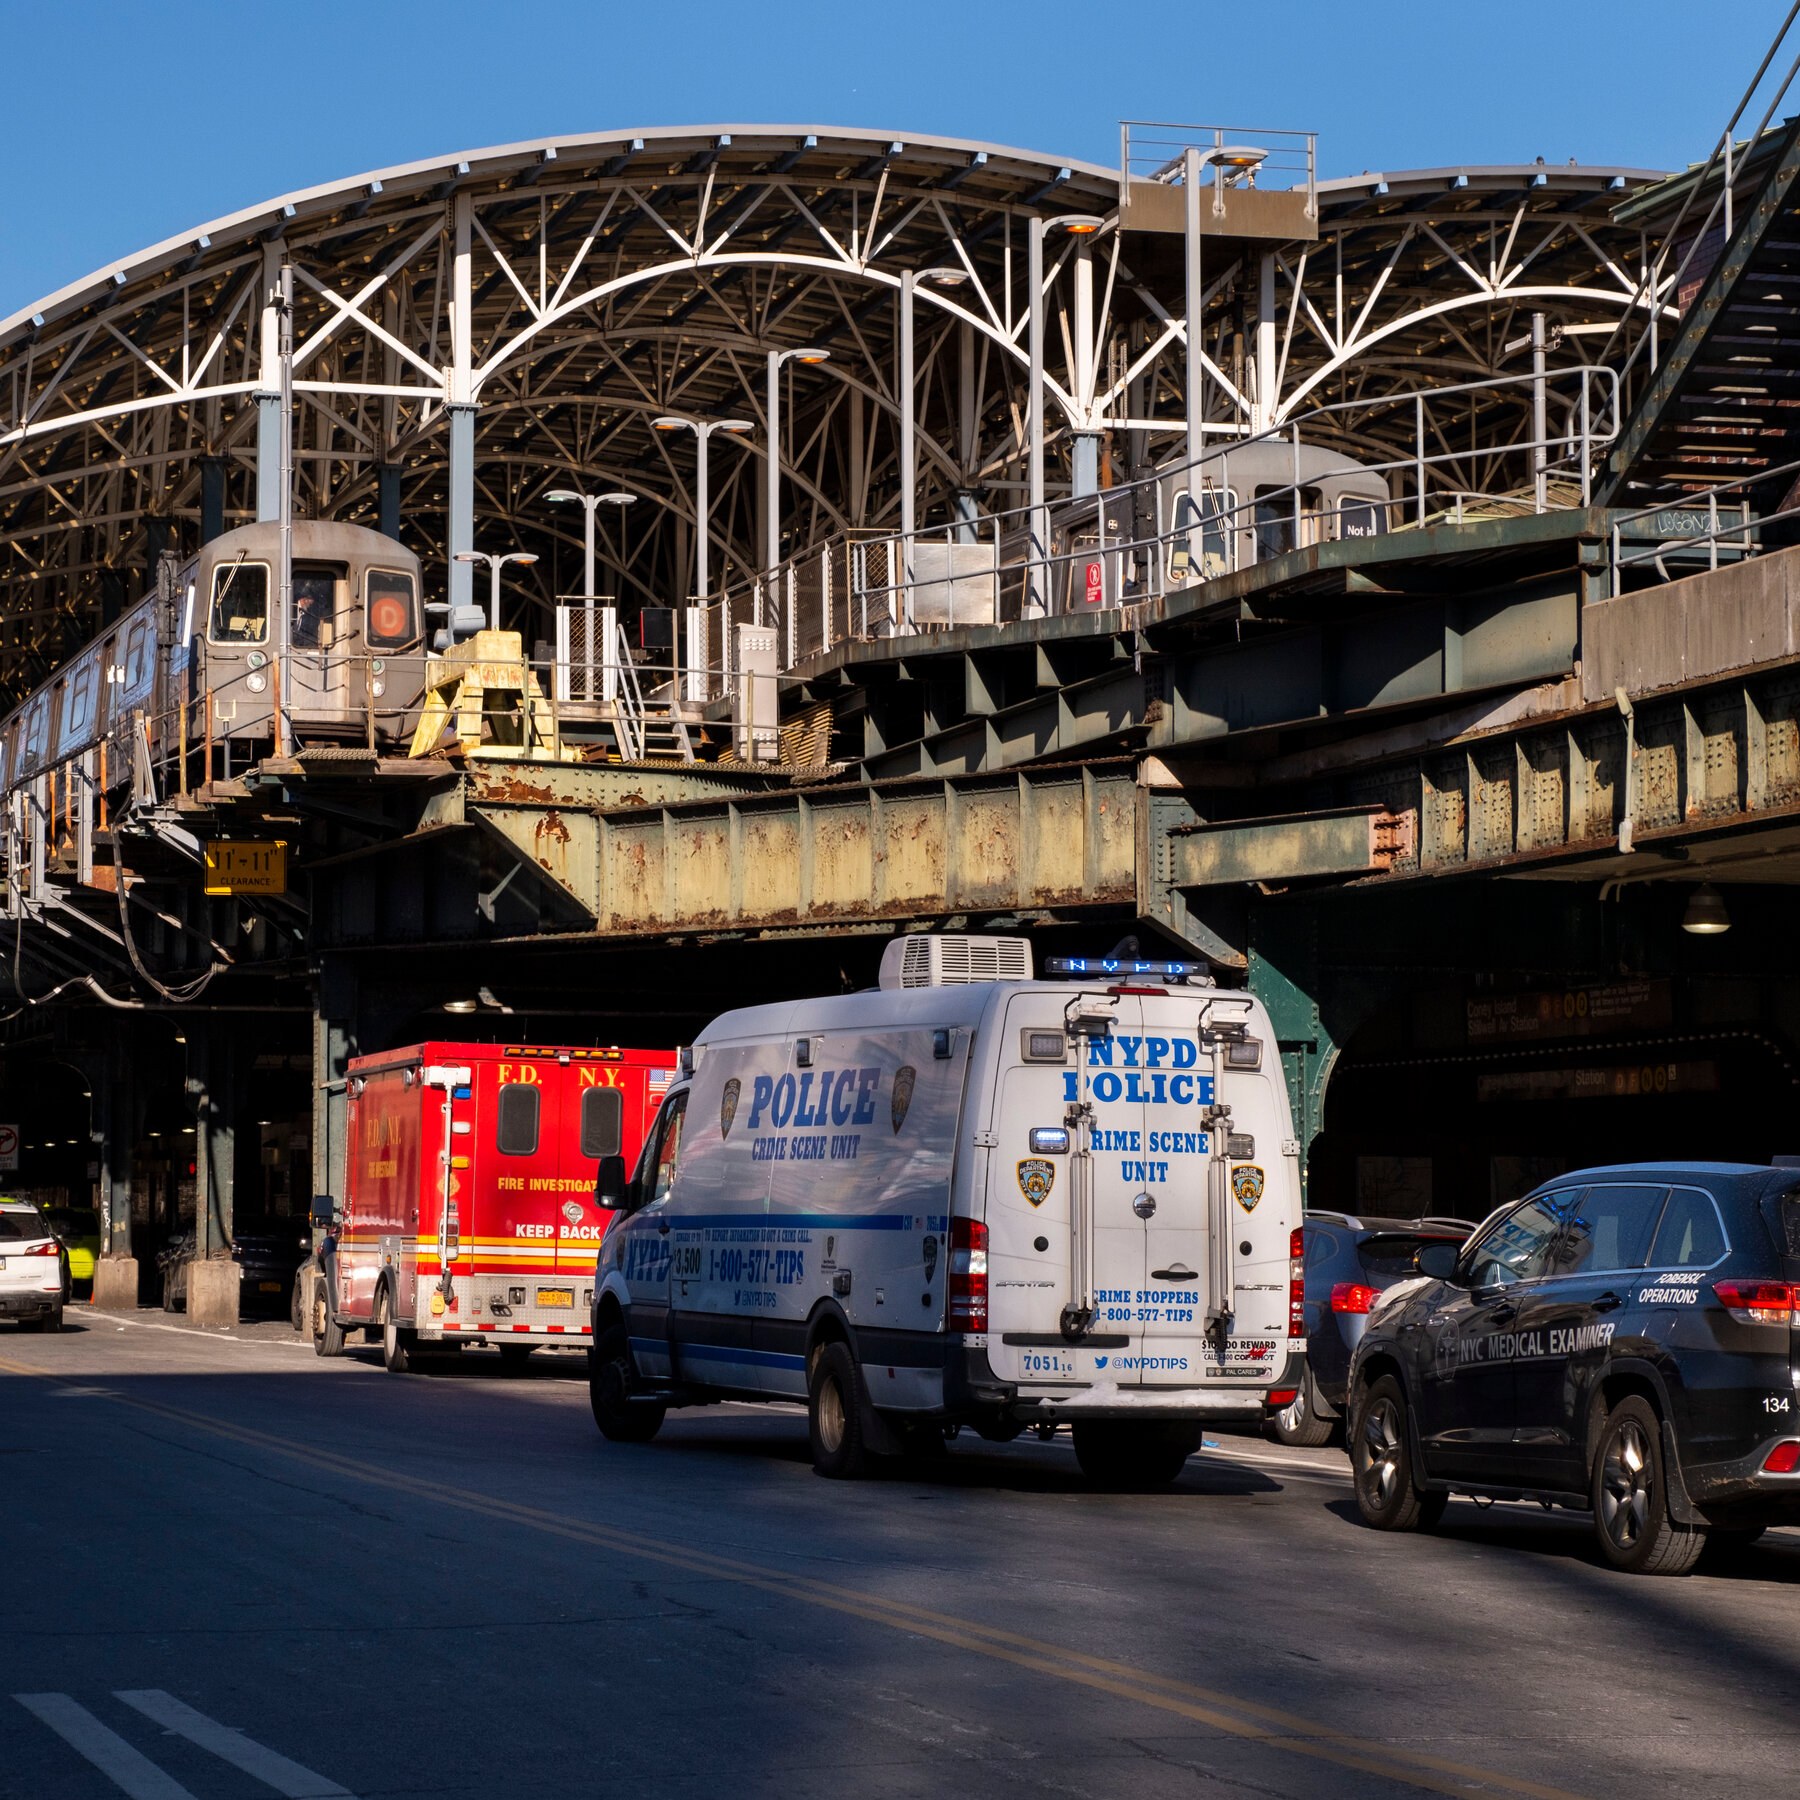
<box><xmin>0</xmin><ymin>1361</ymin><xmax>1585</xmax><ymax>1800</ymax></box>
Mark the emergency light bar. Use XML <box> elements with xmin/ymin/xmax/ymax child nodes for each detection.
<box><xmin>1045</xmin><ymin>957</ymin><xmax>1209</xmax><ymax>985</ymax></box>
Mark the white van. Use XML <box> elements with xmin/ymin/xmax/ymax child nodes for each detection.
<box><xmin>587</xmin><ymin>936</ymin><xmax>1305</xmax><ymax>1485</ymax></box>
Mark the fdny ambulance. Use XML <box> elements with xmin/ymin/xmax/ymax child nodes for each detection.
<box><xmin>314</xmin><ymin>1040</ymin><xmax>674</xmax><ymax>1372</ymax></box>
<box><xmin>588</xmin><ymin>937</ymin><xmax>1306</xmax><ymax>1484</ymax></box>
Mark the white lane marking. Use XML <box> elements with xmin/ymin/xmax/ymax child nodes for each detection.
<box><xmin>115</xmin><ymin>1691</ymin><xmax>354</xmax><ymax>1799</ymax></box>
<box><xmin>14</xmin><ymin>1694</ymin><xmax>200</xmax><ymax>1800</ymax></box>
<box><xmin>68</xmin><ymin>1307</ymin><xmax>317</xmax><ymax>1351</ymax></box>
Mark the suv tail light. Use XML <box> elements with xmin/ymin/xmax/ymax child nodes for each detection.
<box><xmin>1713</xmin><ymin>1280</ymin><xmax>1799</xmax><ymax>1326</ymax></box>
<box><xmin>1330</xmin><ymin>1282</ymin><xmax>1381</xmax><ymax>1314</ymax></box>
<box><xmin>947</xmin><ymin>1216</ymin><xmax>988</xmax><ymax>1332</ymax></box>
<box><xmin>1763</xmin><ymin>1442</ymin><xmax>1800</xmax><ymax>1474</ymax></box>
<box><xmin>1289</xmin><ymin>1227</ymin><xmax>1305</xmax><ymax>1338</ymax></box>
<box><xmin>24</xmin><ymin>1242</ymin><xmax>59</xmax><ymax>1258</ymax></box>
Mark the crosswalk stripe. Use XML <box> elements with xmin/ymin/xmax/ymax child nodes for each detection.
<box><xmin>114</xmin><ymin>1692</ymin><xmax>354</xmax><ymax>1800</ymax></box>
<box><xmin>13</xmin><ymin>1695</ymin><xmax>199</xmax><ymax>1800</ymax></box>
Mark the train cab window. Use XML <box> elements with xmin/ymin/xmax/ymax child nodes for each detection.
<box><xmin>365</xmin><ymin>569</ymin><xmax>418</xmax><ymax>648</ymax></box>
<box><xmin>1339</xmin><ymin>495</ymin><xmax>1388</xmax><ymax>540</ymax></box>
<box><xmin>496</xmin><ymin>1083</ymin><xmax>541</xmax><ymax>1157</ymax></box>
<box><xmin>1254</xmin><ymin>486</ymin><xmax>1321</xmax><ymax>561</ymax></box>
<box><xmin>209</xmin><ymin>560</ymin><xmax>269</xmax><ymax>644</ymax></box>
<box><xmin>291</xmin><ymin>567</ymin><xmax>341</xmax><ymax>651</ymax></box>
<box><xmin>1168</xmin><ymin>487</ymin><xmax>1234</xmax><ymax>583</ymax></box>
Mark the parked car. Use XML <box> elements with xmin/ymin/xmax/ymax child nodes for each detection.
<box><xmin>230</xmin><ymin>1217</ymin><xmax>313</xmax><ymax>1317</ymax></box>
<box><xmin>1270</xmin><ymin>1211</ymin><xmax>1476</xmax><ymax>1446</ymax></box>
<box><xmin>159</xmin><ymin>1220</ymin><xmax>312</xmax><ymax>1318</ymax></box>
<box><xmin>0</xmin><ymin>1199</ymin><xmax>69</xmax><ymax>1330</ymax></box>
<box><xmin>44</xmin><ymin>1207</ymin><xmax>101</xmax><ymax>1295</ymax></box>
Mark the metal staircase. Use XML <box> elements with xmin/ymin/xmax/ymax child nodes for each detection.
<box><xmin>1602</xmin><ymin>113</ymin><xmax>1800</xmax><ymax>509</ymax></box>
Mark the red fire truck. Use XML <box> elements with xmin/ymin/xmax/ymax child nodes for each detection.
<box><xmin>314</xmin><ymin>1041</ymin><xmax>675</xmax><ymax>1372</ymax></box>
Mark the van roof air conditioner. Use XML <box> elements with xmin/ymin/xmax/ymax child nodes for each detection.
<box><xmin>878</xmin><ymin>934</ymin><xmax>1033</xmax><ymax>990</ymax></box>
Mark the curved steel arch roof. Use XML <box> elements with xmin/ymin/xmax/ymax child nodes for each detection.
<box><xmin>0</xmin><ymin>129</ymin><xmax>1671</xmax><ymax>701</ymax></box>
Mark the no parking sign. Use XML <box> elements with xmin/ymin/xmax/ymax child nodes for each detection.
<box><xmin>0</xmin><ymin>1124</ymin><xmax>18</xmax><ymax>1172</ymax></box>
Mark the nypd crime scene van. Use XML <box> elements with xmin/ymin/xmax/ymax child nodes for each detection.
<box><xmin>588</xmin><ymin>935</ymin><xmax>1306</xmax><ymax>1484</ymax></box>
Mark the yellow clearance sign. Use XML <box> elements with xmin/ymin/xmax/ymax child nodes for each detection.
<box><xmin>204</xmin><ymin>840</ymin><xmax>287</xmax><ymax>896</ymax></box>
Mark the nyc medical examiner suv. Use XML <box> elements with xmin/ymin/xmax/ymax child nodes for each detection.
<box><xmin>588</xmin><ymin>935</ymin><xmax>1306</xmax><ymax>1483</ymax></box>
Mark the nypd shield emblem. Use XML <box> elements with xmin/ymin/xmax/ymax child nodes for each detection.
<box><xmin>720</xmin><ymin>1077</ymin><xmax>740</xmax><ymax>1139</ymax></box>
<box><xmin>891</xmin><ymin>1064</ymin><xmax>916</xmax><ymax>1132</ymax></box>
<box><xmin>1230</xmin><ymin>1164</ymin><xmax>1266</xmax><ymax>1211</ymax></box>
<box><xmin>1016</xmin><ymin>1158</ymin><xmax>1055</xmax><ymax>1208</ymax></box>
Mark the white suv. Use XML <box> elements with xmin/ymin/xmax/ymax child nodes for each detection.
<box><xmin>0</xmin><ymin>1201</ymin><xmax>68</xmax><ymax>1331</ymax></box>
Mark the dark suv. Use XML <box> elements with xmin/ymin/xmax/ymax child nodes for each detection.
<box><xmin>1348</xmin><ymin>1163</ymin><xmax>1800</xmax><ymax>1574</ymax></box>
<box><xmin>1271</xmin><ymin>1212</ymin><xmax>1474</xmax><ymax>1446</ymax></box>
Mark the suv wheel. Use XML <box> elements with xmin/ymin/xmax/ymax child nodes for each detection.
<box><xmin>1351</xmin><ymin>1375</ymin><xmax>1445</xmax><ymax>1531</ymax></box>
<box><xmin>1270</xmin><ymin>1370</ymin><xmax>1336</xmax><ymax>1448</ymax></box>
<box><xmin>1591</xmin><ymin>1396</ymin><xmax>1704</xmax><ymax>1575</ymax></box>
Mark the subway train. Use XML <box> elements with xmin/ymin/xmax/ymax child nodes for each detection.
<box><xmin>1</xmin><ymin>520</ymin><xmax>427</xmax><ymax>798</ymax></box>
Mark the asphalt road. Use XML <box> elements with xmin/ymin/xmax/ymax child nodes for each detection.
<box><xmin>5</xmin><ymin>1308</ymin><xmax>1800</xmax><ymax>1800</ymax></box>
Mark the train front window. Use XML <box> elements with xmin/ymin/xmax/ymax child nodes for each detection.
<box><xmin>209</xmin><ymin>561</ymin><xmax>269</xmax><ymax>644</ymax></box>
<box><xmin>291</xmin><ymin>568</ymin><xmax>340</xmax><ymax>651</ymax></box>
<box><xmin>1339</xmin><ymin>495</ymin><xmax>1387</xmax><ymax>540</ymax></box>
<box><xmin>365</xmin><ymin>569</ymin><xmax>417</xmax><ymax>648</ymax></box>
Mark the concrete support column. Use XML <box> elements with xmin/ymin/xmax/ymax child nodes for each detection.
<box><xmin>200</xmin><ymin>457</ymin><xmax>227</xmax><ymax>545</ymax></box>
<box><xmin>447</xmin><ymin>193</ymin><xmax>475</xmax><ymax>612</ymax></box>
<box><xmin>91</xmin><ymin>1031</ymin><xmax>140</xmax><ymax>1310</ymax></box>
<box><xmin>188</xmin><ymin>1023</ymin><xmax>240</xmax><ymax>1327</ymax></box>
<box><xmin>1027</xmin><ymin>218</ymin><xmax>1047</xmax><ymax>618</ymax></box>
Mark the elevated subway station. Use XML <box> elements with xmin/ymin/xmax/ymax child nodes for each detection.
<box><xmin>2</xmin><ymin>106</ymin><xmax>1798</xmax><ymax>1300</ymax></box>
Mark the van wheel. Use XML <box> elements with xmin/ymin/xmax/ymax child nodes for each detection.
<box><xmin>1351</xmin><ymin>1376</ymin><xmax>1443</xmax><ymax>1530</ymax></box>
<box><xmin>1591</xmin><ymin>1396</ymin><xmax>1704</xmax><ymax>1575</ymax></box>
<box><xmin>377</xmin><ymin>1287</ymin><xmax>413</xmax><ymax>1374</ymax></box>
<box><xmin>312</xmin><ymin>1285</ymin><xmax>346</xmax><ymax>1358</ymax></box>
<box><xmin>808</xmin><ymin>1341</ymin><xmax>874</xmax><ymax>1479</ymax></box>
<box><xmin>1270</xmin><ymin>1371</ymin><xmax>1336</xmax><ymax>1448</ymax></box>
<box><xmin>589</xmin><ymin>1324</ymin><xmax>664</xmax><ymax>1442</ymax></box>
<box><xmin>1072</xmin><ymin>1421</ymin><xmax>1201</xmax><ymax>1489</ymax></box>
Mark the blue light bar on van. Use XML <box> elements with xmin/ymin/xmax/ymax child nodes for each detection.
<box><xmin>1045</xmin><ymin>957</ymin><xmax>1203</xmax><ymax>983</ymax></box>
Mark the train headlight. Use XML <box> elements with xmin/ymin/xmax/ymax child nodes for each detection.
<box><xmin>246</xmin><ymin>671</ymin><xmax>267</xmax><ymax>693</ymax></box>
<box><xmin>246</xmin><ymin>650</ymin><xmax>267</xmax><ymax>670</ymax></box>
<box><xmin>371</xmin><ymin>679</ymin><xmax>386</xmax><ymax>697</ymax></box>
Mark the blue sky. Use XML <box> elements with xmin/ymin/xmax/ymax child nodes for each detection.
<box><xmin>0</xmin><ymin>0</ymin><xmax>1791</xmax><ymax>319</ymax></box>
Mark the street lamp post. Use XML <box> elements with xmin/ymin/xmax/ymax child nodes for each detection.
<box><xmin>764</xmin><ymin>348</ymin><xmax>830</xmax><ymax>583</ymax></box>
<box><xmin>653</xmin><ymin>416</ymin><xmax>752</xmax><ymax>700</ymax></box>
<box><xmin>545</xmin><ymin>488</ymin><xmax>635</xmax><ymax>703</ymax></box>
<box><xmin>545</xmin><ymin>486</ymin><xmax>637</xmax><ymax>601</ymax></box>
<box><xmin>452</xmin><ymin>549</ymin><xmax>540</xmax><ymax>631</ymax></box>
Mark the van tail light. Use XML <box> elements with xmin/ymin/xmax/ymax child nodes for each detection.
<box><xmin>1330</xmin><ymin>1283</ymin><xmax>1381</xmax><ymax>1314</ymax></box>
<box><xmin>1713</xmin><ymin>1280</ymin><xmax>1800</xmax><ymax>1326</ymax></box>
<box><xmin>947</xmin><ymin>1216</ymin><xmax>988</xmax><ymax>1333</ymax></box>
<box><xmin>1763</xmin><ymin>1441</ymin><xmax>1800</xmax><ymax>1474</ymax></box>
<box><xmin>24</xmin><ymin>1242</ymin><xmax>59</xmax><ymax>1258</ymax></box>
<box><xmin>1288</xmin><ymin>1227</ymin><xmax>1305</xmax><ymax>1338</ymax></box>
